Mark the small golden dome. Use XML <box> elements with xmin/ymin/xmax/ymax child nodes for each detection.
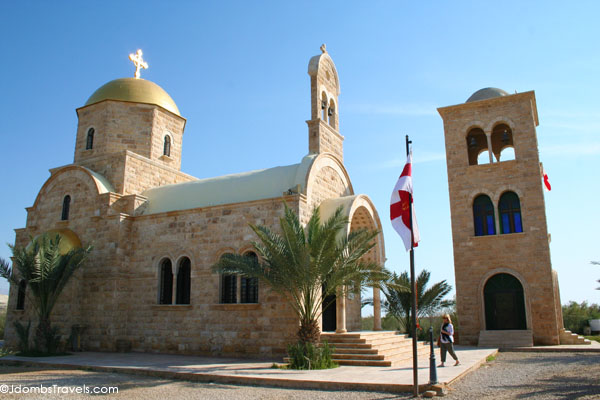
<box><xmin>84</xmin><ymin>78</ymin><xmax>180</xmax><ymax>116</ymax></box>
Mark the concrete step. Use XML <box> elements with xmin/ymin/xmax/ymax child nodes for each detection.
<box><xmin>332</xmin><ymin>358</ymin><xmax>392</xmax><ymax>367</ymax></box>
<box><xmin>321</xmin><ymin>331</ymin><xmax>404</xmax><ymax>340</ymax></box>
<box><xmin>334</xmin><ymin>347</ymin><xmax>379</xmax><ymax>355</ymax></box>
<box><xmin>559</xmin><ymin>329</ymin><xmax>592</xmax><ymax>345</ymax></box>
<box><xmin>319</xmin><ymin>331</ymin><xmax>429</xmax><ymax>367</ymax></box>
<box><xmin>478</xmin><ymin>330</ymin><xmax>533</xmax><ymax>348</ymax></box>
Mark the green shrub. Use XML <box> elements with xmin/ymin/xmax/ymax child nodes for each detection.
<box><xmin>287</xmin><ymin>340</ymin><xmax>338</xmax><ymax>370</ymax></box>
<box><xmin>562</xmin><ymin>301</ymin><xmax>600</xmax><ymax>334</ymax></box>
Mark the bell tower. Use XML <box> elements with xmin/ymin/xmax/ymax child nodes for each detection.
<box><xmin>307</xmin><ymin>44</ymin><xmax>344</xmax><ymax>162</ymax></box>
<box><xmin>438</xmin><ymin>88</ymin><xmax>563</xmax><ymax>346</ymax></box>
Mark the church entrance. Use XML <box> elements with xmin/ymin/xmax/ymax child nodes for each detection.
<box><xmin>484</xmin><ymin>273</ymin><xmax>527</xmax><ymax>330</ymax></box>
<box><xmin>322</xmin><ymin>287</ymin><xmax>336</xmax><ymax>332</ymax></box>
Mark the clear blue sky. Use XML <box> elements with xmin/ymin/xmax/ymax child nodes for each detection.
<box><xmin>1</xmin><ymin>1</ymin><xmax>598</xmax><ymax>307</ymax></box>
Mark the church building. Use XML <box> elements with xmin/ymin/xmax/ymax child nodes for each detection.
<box><xmin>5</xmin><ymin>47</ymin><xmax>385</xmax><ymax>357</ymax></box>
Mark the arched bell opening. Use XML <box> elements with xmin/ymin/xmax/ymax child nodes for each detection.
<box><xmin>491</xmin><ymin>124</ymin><xmax>515</xmax><ymax>162</ymax></box>
<box><xmin>467</xmin><ymin>128</ymin><xmax>490</xmax><ymax>165</ymax></box>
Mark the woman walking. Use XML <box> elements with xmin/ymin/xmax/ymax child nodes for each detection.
<box><xmin>439</xmin><ymin>313</ymin><xmax>460</xmax><ymax>367</ymax></box>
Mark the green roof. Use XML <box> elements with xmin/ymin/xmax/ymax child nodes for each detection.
<box><xmin>140</xmin><ymin>155</ymin><xmax>316</xmax><ymax>215</ymax></box>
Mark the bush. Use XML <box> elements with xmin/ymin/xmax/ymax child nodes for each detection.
<box><xmin>562</xmin><ymin>301</ymin><xmax>600</xmax><ymax>334</ymax></box>
<box><xmin>287</xmin><ymin>340</ymin><xmax>337</xmax><ymax>370</ymax></box>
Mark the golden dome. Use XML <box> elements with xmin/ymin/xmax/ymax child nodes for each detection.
<box><xmin>84</xmin><ymin>78</ymin><xmax>180</xmax><ymax>116</ymax></box>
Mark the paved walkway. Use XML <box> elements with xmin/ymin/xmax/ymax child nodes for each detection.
<box><xmin>2</xmin><ymin>343</ymin><xmax>599</xmax><ymax>394</ymax></box>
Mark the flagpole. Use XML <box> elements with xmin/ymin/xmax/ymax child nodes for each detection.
<box><xmin>406</xmin><ymin>135</ymin><xmax>419</xmax><ymax>397</ymax></box>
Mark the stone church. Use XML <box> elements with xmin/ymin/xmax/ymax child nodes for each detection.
<box><xmin>5</xmin><ymin>47</ymin><xmax>386</xmax><ymax>357</ymax></box>
<box><xmin>438</xmin><ymin>88</ymin><xmax>580</xmax><ymax>347</ymax></box>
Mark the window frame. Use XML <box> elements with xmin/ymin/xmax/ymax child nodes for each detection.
<box><xmin>499</xmin><ymin>191</ymin><xmax>523</xmax><ymax>234</ymax></box>
<box><xmin>473</xmin><ymin>194</ymin><xmax>496</xmax><ymax>236</ymax></box>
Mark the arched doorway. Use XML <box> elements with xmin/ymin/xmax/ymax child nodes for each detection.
<box><xmin>318</xmin><ymin>195</ymin><xmax>386</xmax><ymax>332</ymax></box>
<box><xmin>484</xmin><ymin>273</ymin><xmax>526</xmax><ymax>330</ymax></box>
<box><xmin>322</xmin><ymin>283</ymin><xmax>336</xmax><ymax>332</ymax></box>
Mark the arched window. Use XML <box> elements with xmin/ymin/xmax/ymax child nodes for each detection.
<box><xmin>499</xmin><ymin>192</ymin><xmax>523</xmax><ymax>234</ymax></box>
<box><xmin>61</xmin><ymin>195</ymin><xmax>71</xmax><ymax>221</ymax></box>
<box><xmin>473</xmin><ymin>195</ymin><xmax>496</xmax><ymax>236</ymax></box>
<box><xmin>241</xmin><ymin>252</ymin><xmax>258</xmax><ymax>303</ymax></box>
<box><xmin>220</xmin><ymin>253</ymin><xmax>237</xmax><ymax>304</ymax></box>
<box><xmin>176</xmin><ymin>257</ymin><xmax>191</xmax><ymax>304</ymax></box>
<box><xmin>163</xmin><ymin>135</ymin><xmax>171</xmax><ymax>157</ymax></box>
<box><xmin>467</xmin><ymin>128</ymin><xmax>490</xmax><ymax>166</ymax></box>
<box><xmin>321</xmin><ymin>92</ymin><xmax>328</xmax><ymax>120</ymax></box>
<box><xmin>159</xmin><ymin>259</ymin><xmax>173</xmax><ymax>304</ymax></box>
<box><xmin>16</xmin><ymin>280</ymin><xmax>26</xmax><ymax>310</ymax></box>
<box><xmin>86</xmin><ymin>128</ymin><xmax>94</xmax><ymax>150</ymax></box>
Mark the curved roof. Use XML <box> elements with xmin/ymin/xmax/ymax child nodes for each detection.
<box><xmin>84</xmin><ymin>78</ymin><xmax>180</xmax><ymax>116</ymax></box>
<box><xmin>140</xmin><ymin>155</ymin><xmax>317</xmax><ymax>215</ymax></box>
<box><xmin>466</xmin><ymin>87</ymin><xmax>509</xmax><ymax>103</ymax></box>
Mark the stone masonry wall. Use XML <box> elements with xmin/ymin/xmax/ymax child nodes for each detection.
<box><xmin>75</xmin><ymin>102</ymin><xmax>185</xmax><ymax>170</ymax></box>
<box><xmin>5</xmin><ymin>168</ymin><xmax>129</xmax><ymax>350</ymax></box>
<box><xmin>75</xmin><ymin>151</ymin><xmax>196</xmax><ymax>196</ymax></box>
<box><xmin>120</xmin><ymin>197</ymin><xmax>302</xmax><ymax>357</ymax></box>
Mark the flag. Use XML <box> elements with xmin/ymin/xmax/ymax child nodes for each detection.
<box><xmin>390</xmin><ymin>152</ymin><xmax>420</xmax><ymax>251</ymax></box>
<box><xmin>541</xmin><ymin>163</ymin><xmax>551</xmax><ymax>191</ymax></box>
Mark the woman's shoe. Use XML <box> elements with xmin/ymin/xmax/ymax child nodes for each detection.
<box><xmin>454</xmin><ymin>361</ymin><xmax>460</xmax><ymax>366</ymax></box>
<box><xmin>438</xmin><ymin>363</ymin><xmax>445</xmax><ymax>367</ymax></box>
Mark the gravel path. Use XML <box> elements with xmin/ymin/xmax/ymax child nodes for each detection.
<box><xmin>444</xmin><ymin>351</ymin><xmax>600</xmax><ymax>399</ymax></box>
<box><xmin>0</xmin><ymin>352</ymin><xmax>598</xmax><ymax>399</ymax></box>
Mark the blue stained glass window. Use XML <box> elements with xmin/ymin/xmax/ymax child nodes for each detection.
<box><xmin>473</xmin><ymin>195</ymin><xmax>496</xmax><ymax>236</ymax></box>
<box><xmin>486</xmin><ymin>216</ymin><xmax>496</xmax><ymax>235</ymax></box>
<box><xmin>501</xmin><ymin>214</ymin><xmax>510</xmax><ymax>234</ymax></box>
<box><xmin>514</xmin><ymin>213</ymin><xmax>522</xmax><ymax>233</ymax></box>
<box><xmin>474</xmin><ymin>216</ymin><xmax>483</xmax><ymax>236</ymax></box>
<box><xmin>499</xmin><ymin>192</ymin><xmax>523</xmax><ymax>234</ymax></box>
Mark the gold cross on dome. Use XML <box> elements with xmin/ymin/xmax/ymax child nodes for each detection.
<box><xmin>129</xmin><ymin>49</ymin><xmax>148</xmax><ymax>79</ymax></box>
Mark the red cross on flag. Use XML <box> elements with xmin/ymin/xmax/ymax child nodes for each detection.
<box><xmin>541</xmin><ymin>164</ymin><xmax>551</xmax><ymax>191</ymax></box>
<box><xmin>390</xmin><ymin>152</ymin><xmax>420</xmax><ymax>251</ymax></box>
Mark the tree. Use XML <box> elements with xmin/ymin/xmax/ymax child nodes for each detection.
<box><xmin>0</xmin><ymin>233</ymin><xmax>91</xmax><ymax>353</ymax></box>
<box><xmin>380</xmin><ymin>269</ymin><xmax>453</xmax><ymax>334</ymax></box>
<box><xmin>213</xmin><ymin>204</ymin><xmax>385</xmax><ymax>344</ymax></box>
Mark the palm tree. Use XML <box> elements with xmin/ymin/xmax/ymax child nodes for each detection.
<box><xmin>213</xmin><ymin>204</ymin><xmax>385</xmax><ymax>344</ymax></box>
<box><xmin>380</xmin><ymin>269</ymin><xmax>453</xmax><ymax>333</ymax></box>
<box><xmin>0</xmin><ymin>233</ymin><xmax>91</xmax><ymax>353</ymax></box>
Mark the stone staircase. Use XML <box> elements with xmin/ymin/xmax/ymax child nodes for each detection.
<box><xmin>478</xmin><ymin>330</ymin><xmax>533</xmax><ymax>348</ymax></box>
<box><xmin>559</xmin><ymin>329</ymin><xmax>591</xmax><ymax>345</ymax></box>
<box><xmin>320</xmin><ymin>331</ymin><xmax>430</xmax><ymax>367</ymax></box>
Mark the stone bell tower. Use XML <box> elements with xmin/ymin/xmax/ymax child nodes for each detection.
<box><xmin>307</xmin><ymin>44</ymin><xmax>344</xmax><ymax>163</ymax></box>
<box><xmin>438</xmin><ymin>88</ymin><xmax>563</xmax><ymax>346</ymax></box>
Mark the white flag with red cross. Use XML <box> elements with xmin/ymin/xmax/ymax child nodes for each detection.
<box><xmin>390</xmin><ymin>152</ymin><xmax>420</xmax><ymax>251</ymax></box>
